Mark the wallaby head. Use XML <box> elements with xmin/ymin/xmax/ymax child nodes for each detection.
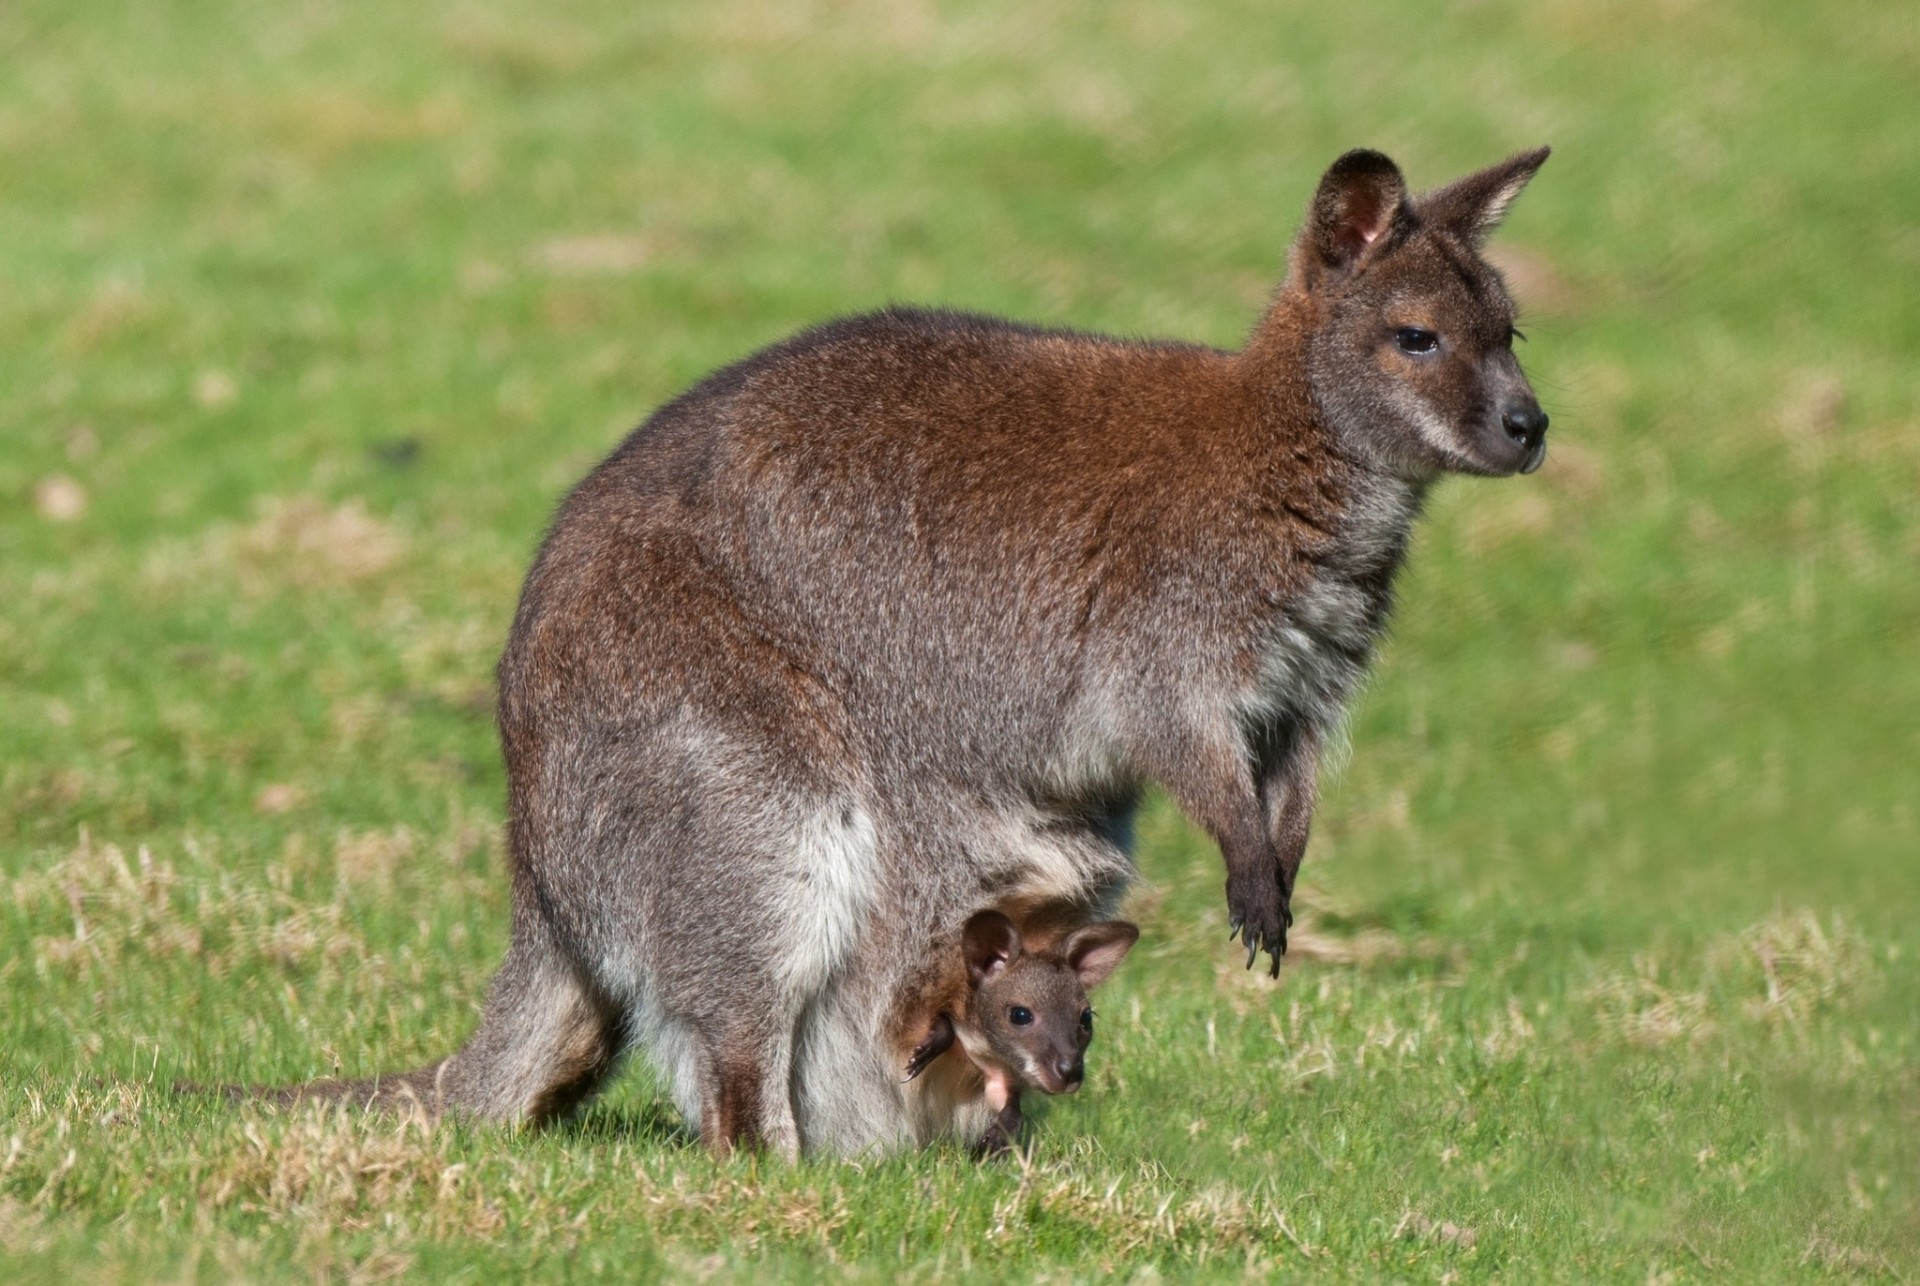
<box><xmin>958</xmin><ymin>910</ymin><xmax>1138</xmax><ymax>1096</ymax></box>
<box><xmin>1277</xmin><ymin>146</ymin><xmax>1552</xmax><ymax>481</ymax></box>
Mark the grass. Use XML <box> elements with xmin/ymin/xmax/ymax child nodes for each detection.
<box><xmin>2</xmin><ymin>0</ymin><xmax>1916</xmax><ymax>1279</ymax></box>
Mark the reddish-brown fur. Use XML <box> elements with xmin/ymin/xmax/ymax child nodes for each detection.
<box><xmin>228</xmin><ymin>147</ymin><xmax>1552</xmax><ymax>1159</ymax></box>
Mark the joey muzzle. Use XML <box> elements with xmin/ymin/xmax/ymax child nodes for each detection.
<box><xmin>1502</xmin><ymin>402</ymin><xmax>1550</xmax><ymax>474</ymax></box>
<box><xmin>1039</xmin><ymin>1053</ymin><xmax>1085</xmax><ymax>1094</ymax></box>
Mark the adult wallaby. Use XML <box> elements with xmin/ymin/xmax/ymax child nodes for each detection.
<box><xmin>269</xmin><ymin>146</ymin><xmax>1551</xmax><ymax>1157</ymax></box>
<box><xmin>901</xmin><ymin>910</ymin><xmax>1138</xmax><ymax>1156</ymax></box>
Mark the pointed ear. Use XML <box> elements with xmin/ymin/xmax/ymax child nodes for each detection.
<box><xmin>1420</xmin><ymin>146</ymin><xmax>1550</xmax><ymax>246</ymax></box>
<box><xmin>962</xmin><ymin>910</ymin><xmax>1021</xmax><ymax>986</ymax></box>
<box><xmin>1062</xmin><ymin>920</ymin><xmax>1139</xmax><ymax>989</ymax></box>
<box><xmin>1298</xmin><ymin>149</ymin><xmax>1411</xmax><ymax>285</ymax></box>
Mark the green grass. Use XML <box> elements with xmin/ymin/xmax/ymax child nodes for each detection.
<box><xmin>3</xmin><ymin>0</ymin><xmax>1917</xmax><ymax>1279</ymax></box>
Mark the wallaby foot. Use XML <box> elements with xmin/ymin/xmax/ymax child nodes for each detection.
<box><xmin>693</xmin><ymin>1028</ymin><xmax>802</xmax><ymax>1160</ymax></box>
<box><xmin>973</xmin><ymin>1092</ymin><xmax>1025</xmax><ymax>1159</ymax></box>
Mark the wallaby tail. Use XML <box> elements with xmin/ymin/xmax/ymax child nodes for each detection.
<box><xmin>190</xmin><ymin>921</ymin><xmax>624</xmax><ymax>1126</ymax></box>
<box><xmin>186</xmin><ymin>1063</ymin><xmax>457</xmax><ymax>1114</ymax></box>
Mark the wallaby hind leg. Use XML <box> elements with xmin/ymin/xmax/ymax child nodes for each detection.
<box><xmin>430</xmin><ymin>914</ymin><xmax>623</xmax><ymax>1123</ymax></box>
<box><xmin>685</xmin><ymin>1005</ymin><xmax>803</xmax><ymax>1160</ymax></box>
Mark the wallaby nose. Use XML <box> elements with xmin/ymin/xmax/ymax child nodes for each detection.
<box><xmin>1502</xmin><ymin>404</ymin><xmax>1549</xmax><ymax>449</ymax></box>
<box><xmin>1056</xmin><ymin>1056</ymin><xmax>1084</xmax><ymax>1092</ymax></box>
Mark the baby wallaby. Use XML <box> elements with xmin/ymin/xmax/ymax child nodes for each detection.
<box><xmin>904</xmin><ymin>910</ymin><xmax>1138</xmax><ymax>1155</ymax></box>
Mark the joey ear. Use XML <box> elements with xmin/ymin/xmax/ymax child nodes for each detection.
<box><xmin>1299</xmin><ymin>149</ymin><xmax>1411</xmax><ymax>285</ymax></box>
<box><xmin>1420</xmin><ymin>146</ymin><xmax>1550</xmax><ymax>246</ymax></box>
<box><xmin>1062</xmin><ymin>920</ymin><xmax>1139</xmax><ymax>989</ymax></box>
<box><xmin>962</xmin><ymin>910</ymin><xmax>1021</xmax><ymax>985</ymax></box>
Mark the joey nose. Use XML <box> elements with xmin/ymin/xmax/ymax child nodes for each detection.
<box><xmin>1056</xmin><ymin>1056</ymin><xmax>1084</xmax><ymax>1091</ymax></box>
<box><xmin>1502</xmin><ymin>404</ymin><xmax>1549</xmax><ymax>449</ymax></box>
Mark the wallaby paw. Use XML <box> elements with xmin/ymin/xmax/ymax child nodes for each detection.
<box><xmin>1226</xmin><ymin>873</ymin><xmax>1292</xmax><ymax>978</ymax></box>
<box><xmin>902</xmin><ymin>1014</ymin><xmax>955</xmax><ymax>1082</ymax></box>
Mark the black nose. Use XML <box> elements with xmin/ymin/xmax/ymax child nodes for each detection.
<box><xmin>1502</xmin><ymin>404</ymin><xmax>1549</xmax><ymax>449</ymax></box>
<box><xmin>1056</xmin><ymin>1056</ymin><xmax>1083</xmax><ymax>1089</ymax></box>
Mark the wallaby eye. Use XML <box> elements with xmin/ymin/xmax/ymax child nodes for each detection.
<box><xmin>1009</xmin><ymin>1006</ymin><xmax>1034</xmax><ymax>1026</ymax></box>
<box><xmin>1079</xmin><ymin>1008</ymin><xmax>1094</xmax><ymax>1033</ymax></box>
<box><xmin>1393</xmin><ymin>327</ymin><xmax>1440</xmax><ymax>356</ymax></box>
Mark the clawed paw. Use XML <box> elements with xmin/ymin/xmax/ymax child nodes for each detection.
<box><xmin>903</xmin><ymin>1014</ymin><xmax>955</xmax><ymax>1082</ymax></box>
<box><xmin>1226</xmin><ymin>876</ymin><xmax>1293</xmax><ymax>978</ymax></box>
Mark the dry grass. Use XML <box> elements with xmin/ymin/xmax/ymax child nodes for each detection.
<box><xmin>4</xmin><ymin>0</ymin><xmax>1917</xmax><ymax>1278</ymax></box>
<box><xmin>139</xmin><ymin>496</ymin><xmax>406</xmax><ymax>600</ymax></box>
<box><xmin>1586</xmin><ymin>911</ymin><xmax>1872</xmax><ymax>1048</ymax></box>
<box><xmin>11</xmin><ymin>831</ymin><xmax>364</xmax><ymax>980</ymax></box>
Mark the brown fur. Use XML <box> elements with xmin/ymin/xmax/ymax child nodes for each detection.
<box><xmin>232</xmin><ymin>147</ymin><xmax>1552</xmax><ymax>1158</ymax></box>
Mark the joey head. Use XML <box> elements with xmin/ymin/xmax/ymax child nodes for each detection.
<box><xmin>903</xmin><ymin>910</ymin><xmax>1138</xmax><ymax>1155</ymax></box>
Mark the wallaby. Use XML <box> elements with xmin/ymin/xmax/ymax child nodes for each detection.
<box><xmin>248</xmin><ymin>146</ymin><xmax>1552</xmax><ymax>1157</ymax></box>
<box><xmin>901</xmin><ymin>910</ymin><xmax>1137</xmax><ymax>1155</ymax></box>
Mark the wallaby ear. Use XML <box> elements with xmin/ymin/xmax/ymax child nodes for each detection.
<box><xmin>1298</xmin><ymin>149</ymin><xmax>1411</xmax><ymax>285</ymax></box>
<box><xmin>1062</xmin><ymin>920</ymin><xmax>1140</xmax><ymax>989</ymax></box>
<box><xmin>1419</xmin><ymin>146</ymin><xmax>1550</xmax><ymax>247</ymax></box>
<box><xmin>962</xmin><ymin>910</ymin><xmax>1022</xmax><ymax>985</ymax></box>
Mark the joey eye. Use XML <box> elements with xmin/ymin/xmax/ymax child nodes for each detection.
<box><xmin>1079</xmin><ymin>1008</ymin><xmax>1094</xmax><ymax>1034</ymax></box>
<box><xmin>1009</xmin><ymin>1006</ymin><xmax>1034</xmax><ymax>1026</ymax></box>
<box><xmin>1393</xmin><ymin>327</ymin><xmax>1440</xmax><ymax>356</ymax></box>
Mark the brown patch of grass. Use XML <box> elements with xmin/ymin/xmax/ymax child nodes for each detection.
<box><xmin>1279</xmin><ymin>882</ymin><xmax>1453</xmax><ymax>971</ymax></box>
<box><xmin>984</xmin><ymin>1142</ymin><xmax>1303</xmax><ymax>1264</ymax></box>
<box><xmin>1393</xmin><ymin>1208</ymin><xmax>1479</xmax><ymax>1251</ymax></box>
<box><xmin>0</xmin><ymin>1198</ymin><xmax>54</xmax><ymax>1255</ymax></box>
<box><xmin>1588</xmin><ymin>956</ymin><xmax>1715</xmax><ymax>1048</ymax></box>
<box><xmin>440</xmin><ymin>20</ymin><xmax>599</xmax><ymax>84</ymax></box>
<box><xmin>1587</xmin><ymin>912</ymin><xmax>1873</xmax><ymax>1048</ymax></box>
<box><xmin>1801</xmin><ymin>1230</ymin><xmax>1906</xmax><ymax>1279</ymax></box>
<box><xmin>200</xmin><ymin>1105</ymin><xmax>499</xmax><ymax>1235</ymax></box>
<box><xmin>1714</xmin><ymin>911</ymin><xmax>1870</xmax><ymax>1027</ymax></box>
<box><xmin>1539</xmin><ymin>438</ymin><xmax>1606</xmax><ymax>500</ymax></box>
<box><xmin>1462</xmin><ymin>490</ymin><xmax>1556</xmax><ymax>555</ymax></box>
<box><xmin>238</xmin><ymin>497</ymin><xmax>403</xmax><ymax>587</ymax></box>
<box><xmin>192</xmin><ymin>369</ymin><xmax>239</xmax><ymax>409</ymax></box>
<box><xmin>1282</xmin><ymin>920</ymin><xmax>1426</xmax><ymax>968</ymax></box>
<box><xmin>253</xmin><ymin>783</ymin><xmax>304</xmax><ymax>816</ymax></box>
<box><xmin>11</xmin><ymin>831</ymin><xmax>364</xmax><ymax>979</ymax></box>
<box><xmin>333</xmin><ymin>827</ymin><xmax>418</xmax><ymax>889</ymax></box>
<box><xmin>59</xmin><ymin>277</ymin><xmax>160</xmax><ymax>352</ymax></box>
<box><xmin>144</xmin><ymin>495</ymin><xmax>406</xmax><ymax>597</ymax></box>
<box><xmin>1777</xmin><ymin>373</ymin><xmax>1849</xmax><ymax>439</ymax></box>
<box><xmin>31</xmin><ymin>475</ymin><xmax>88</xmax><ymax>522</ymax></box>
<box><xmin>264</xmin><ymin>88</ymin><xmax>468</xmax><ymax>162</ymax></box>
<box><xmin>531</xmin><ymin>233</ymin><xmax>654</xmax><ymax>276</ymax></box>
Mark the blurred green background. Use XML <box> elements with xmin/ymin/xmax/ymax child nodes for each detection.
<box><xmin>2</xmin><ymin>0</ymin><xmax>1915</xmax><ymax>1280</ymax></box>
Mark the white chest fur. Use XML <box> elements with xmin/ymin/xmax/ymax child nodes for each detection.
<box><xmin>1246</xmin><ymin>472</ymin><xmax>1423</xmax><ymax>730</ymax></box>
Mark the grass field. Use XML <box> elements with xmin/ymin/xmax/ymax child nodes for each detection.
<box><xmin>3</xmin><ymin>0</ymin><xmax>1917</xmax><ymax>1279</ymax></box>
